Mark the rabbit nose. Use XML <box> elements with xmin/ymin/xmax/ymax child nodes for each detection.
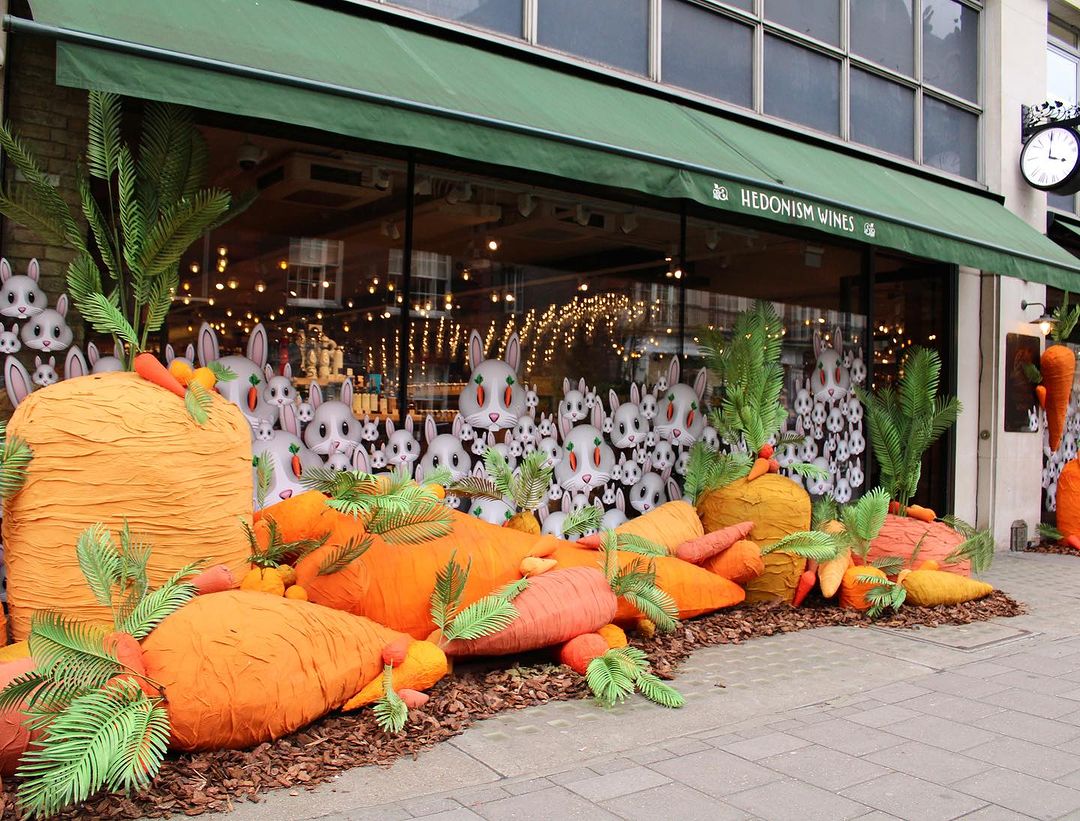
<box><xmin>673</xmin><ymin>429</ymin><xmax>682</xmax><ymax>438</ymax></box>
<box><xmin>17</xmin><ymin>307</ymin><xmax>24</xmax><ymax>314</ymax></box>
<box><xmin>279</xmin><ymin>489</ymin><xmax>293</xmax><ymax>500</ymax></box>
<box><xmin>40</xmin><ymin>340</ymin><xmax>50</xmax><ymax>348</ymax></box>
<box><xmin>582</xmin><ymin>474</ymin><xmax>592</xmax><ymax>484</ymax></box>
<box><xmin>489</xmin><ymin>413</ymin><xmax>499</xmax><ymax>423</ymax></box>
<box><xmin>628</xmin><ymin>435</ymin><xmax>635</xmax><ymax>442</ymax></box>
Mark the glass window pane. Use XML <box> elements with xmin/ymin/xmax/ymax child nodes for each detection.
<box><xmin>538</xmin><ymin>0</ymin><xmax>649</xmax><ymax>74</ymax></box>
<box><xmin>850</xmin><ymin>70</ymin><xmax>914</xmax><ymax>159</ymax></box>
<box><xmin>923</xmin><ymin>97</ymin><xmax>978</xmax><ymax>179</ymax></box>
<box><xmin>923</xmin><ymin>0</ymin><xmax>979</xmax><ymax>102</ymax></box>
<box><xmin>764</xmin><ymin>36</ymin><xmax>840</xmax><ymax>135</ymax></box>
<box><xmin>764</xmin><ymin>0</ymin><xmax>840</xmax><ymax>45</ymax></box>
<box><xmin>661</xmin><ymin>0</ymin><xmax>753</xmax><ymax>107</ymax></box>
<box><xmin>1050</xmin><ymin>19</ymin><xmax>1077</xmax><ymax>49</ymax></box>
<box><xmin>391</xmin><ymin>0</ymin><xmax>523</xmax><ymax>36</ymax></box>
<box><xmin>851</xmin><ymin>0</ymin><xmax>914</xmax><ymax>75</ymax></box>
<box><xmin>1049</xmin><ymin>192</ymin><xmax>1077</xmax><ymax>212</ymax></box>
<box><xmin>720</xmin><ymin>0</ymin><xmax>753</xmax><ymax>9</ymax></box>
<box><xmin>1049</xmin><ymin>48</ymin><xmax>1078</xmax><ymax>105</ymax></box>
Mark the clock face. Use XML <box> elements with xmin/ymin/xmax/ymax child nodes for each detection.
<box><xmin>1021</xmin><ymin>127</ymin><xmax>1080</xmax><ymax>191</ymax></box>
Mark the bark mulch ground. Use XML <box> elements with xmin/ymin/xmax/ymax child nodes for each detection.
<box><xmin>2</xmin><ymin>591</ymin><xmax>1025</xmax><ymax>820</ymax></box>
<box><xmin>1025</xmin><ymin>542</ymin><xmax>1080</xmax><ymax>556</ymax></box>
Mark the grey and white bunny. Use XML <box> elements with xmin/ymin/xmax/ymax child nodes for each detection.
<box><xmin>537</xmin><ymin>412</ymin><xmax>555</xmax><ymax>438</ymax></box>
<box><xmin>303</xmin><ymin>378</ymin><xmax>360</xmax><ymax>457</ymax></box>
<box><xmin>467</xmin><ymin>463</ymin><xmax>514</xmax><ymax>525</ymax></box>
<box><xmin>512</xmin><ymin>415</ymin><xmax>538</xmax><ymax>446</ymax></box>
<box><xmin>21</xmin><ymin>293</ymin><xmax>72</xmax><ymax>353</ymax></box>
<box><xmin>560</xmin><ymin>377</ymin><xmax>588</xmax><ymax>424</ymax></box>
<box><xmin>359</xmin><ymin>414</ymin><xmax>380</xmax><ymax>442</ymax></box>
<box><xmin>601</xmin><ymin>488</ymin><xmax>628</xmax><ymax>530</ymax></box>
<box><xmin>618</xmin><ymin>452</ymin><xmax>642</xmax><ymax>487</ymax></box>
<box><xmin>537</xmin><ymin>436</ymin><xmax>562</xmax><ymax>470</ymax></box>
<box><xmin>4</xmin><ymin>355</ymin><xmax>32</xmax><ymax>408</ymax></box>
<box><xmin>251</xmin><ymin>403</ymin><xmax>323</xmax><ymax>507</ymax></box>
<box><xmin>369</xmin><ymin>444</ymin><xmax>387</xmax><ymax>470</ymax></box>
<box><xmin>654</xmin><ymin>357</ymin><xmax>707</xmax><ymax>447</ymax></box>
<box><xmin>31</xmin><ymin>355</ymin><xmax>58</xmax><ymax>387</ymax></box>
<box><xmin>164</xmin><ymin>343</ymin><xmax>196</xmax><ymax>369</ymax></box>
<box><xmin>811</xmin><ymin>327</ymin><xmax>851</xmax><ymax>403</ymax></box>
<box><xmin>0</xmin><ymin>258</ymin><xmax>45</xmax><ymax>319</ymax></box>
<box><xmin>416</xmin><ymin>414</ymin><xmax>471</xmax><ymax>482</ymax></box>
<box><xmin>538</xmin><ymin>494</ymin><xmax>572</xmax><ymax>537</ymax></box>
<box><xmin>640</xmin><ymin>387</ymin><xmax>658</xmax><ymax>421</ymax></box>
<box><xmin>554</xmin><ymin>403</ymin><xmax>614</xmax><ymax>493</ymax></box>
<box><xmin>296</xmin><ymin>400</ymin><xmax>315</xmax><ymax>425</ymax></box>
<box><xmin>0</xmin><ymin>323</ymin><xmax>21</xmax><ymax>355</ymax></box>
<box><xmin>198</xmin><ymin>323</ymin><xmax>277</xmax><ymax>431</ymax></box>
<box><xmin>608</xmin><ymin>384</ymin><xmax>648</xmax><ymax>449</ymax></box>
<box><xmin>87</xmin><ymin>341</ymin><xmax>123</xmax><ymax>373</ymax></box>
<box><xmin>325</xmin><ymin>441</ymin><xmax>352</xmax><ymax>472</ymax></box>
<box><xmin>262</xmin><ymin>363</ymin><xmax>296</xmax><ymax>408</ymax></box>
<box><xmin>459</xmin><ymin>330</ymin><xmax>526</xmax><ymax>431</ymax></box>
<box><xmin>650</xmin><ymin>440</ymin><xmax>676</xmax><ymax>472</ymax></box>
<box><xmin>630</xmin><ymin>463</ymin><xmax>680</xmax><ymax>514</ymax></box>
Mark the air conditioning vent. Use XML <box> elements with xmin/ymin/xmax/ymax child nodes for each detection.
<box><xmin>256</xmin><ymin>153</ymin><xmax>393</xmax><ymax>209</ymax></box>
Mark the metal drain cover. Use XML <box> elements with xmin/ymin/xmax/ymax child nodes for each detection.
<box><xmin>870</xmin><ymin>622</ymin><xmax>1035</xmax><ymax>651</ymax></box>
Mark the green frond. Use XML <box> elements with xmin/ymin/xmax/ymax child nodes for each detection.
<box><xmin>943</xmin><ymin>529</ymin><xmax>996</xmax><ymax>574</ymax></box>
<box><xmin>253</xmin><ymin>451</ymin><xmax>275</xmax><ymax>509</ymax></box>
<box><xmin>1038</xmin><ymin>522</ymin><xmax>1064</xmax><ymax>543</ymax></box>
<box><xmin>761</xmin><ymin>531</ymin><xmax>840</xmax><ymax>562</ymax></box>
<box><xmin>600</xmin><ymin>529</ymin><xmax>619</xmax><ymax>583</ymax></box>
<box><xmin>494</xmin><ymin>577</ymin><xmax>530</xmax><ymax>602</ymax></box>
<box><xmin>585</xmin><ymin>650</ymin><xmax>637</xmax><ymax>708</ymax></box>
<box><xmin>870</xmin><ymin>555</ymin><xmax>906</xmax><ymax>576</ymax></box>
<box><xmin>373</xmin><ymin>666</ymin><xmax>408</xmax><ymax>734</ymax></box>
<box><xmin>615</xmin><ymin>534</ymin><xmax>669</xmax><ymax>557</ymax></box>
<box><xmin>561</xmin><ymin>505</ymin><xmax>603</xmax><ymax>538</ymax></box>
<box><xmin>940</xmin><ymin>515</ymin><xmax>978</xmax><ymax>540</ymax></box>
<box><xmin>840</xmin><ymin>486</ymin><xmax>890</xmax><ymax>542</ymax></box>
<box><xmin>317</xmin><ymin>536</ymin><xmax>372</xmax><ymax>576</ymax></box>
<box><xmin>423</xmin><ymin>465</ymin><xmax>454</xmax><ymax>488</ymax></box>
<box><xmin>811</xmin><ymin>496</ymin><xmax>839</xmax><ymax>530</ymax></box>
<box><xmin>77</xmin><ymin>291</ymin><xmax>139</xmax><ymax>348</ymax></box>
<box><xmin>622</xmin><ymin>588</ymin><xmax>679</xmax><ymax>633</ymax></box>
<box><xmin>430</xmin><ymin>552</ymin><xmax>471</xmax><ymax>634</ymax></box>
<box><xmin>0</xmin><ymin>672</ymin><xmax>52</xmax><ymax>712</ymax></box>
<box><xmin>442</xmin><ymin>593</ymin><xmax>518</xmax><ymax>642</ymax></box>
<box><xmin>64</xmin><ymin>252</ymin><xmax>106</xmax><ymax>311</ymax></box>
<box><xmin>116</xmin><ymin>145</ymin><xmax>144</xmax><ymax>275</ymax></box>
<box><xmin>366</xmin><ymin>494</ymin><xmax>453</xmax><ymax>544</ymax></box>
<box><xmin>138</xmin><ymin>189</ymin><xmax>231</xmax><ymax>279</ymax></box>
<box><xmin>119</xmin><ymin>565</ymin><xmax>199</xmax><ymax>639</ymax></box>
<box><xmin>447</xmin><ymin>475</ymin><xmax>504</xmax><ymax>500</ymax></box>
<box><xmin>0</xmin><ymin>433</ymin><xmax>33</xmax><ymax>500</ymax></box>
<box><xmin>136</xmin><ymin>103</ymin><xmax>190</xmax><ymax>223</ymax></box>
<box><xmin>634</xmin><ymin>671</ymin><xmax>685</xmax><ymax>708</ymax></box>
<box><xmin>1052</xmin><ymin>294</ymin><xmax>1080</xmax><ymax>342</ymax></box>
<box><xmin>142</xmin><ymin>272</ymin><xmax>176</xmax><ymax>336</ymax></box>
<box><xmin>184</xmin><ymin>382</ymin><xmax>212</xmax><ymax>425</ymax></box>
<box><xmin>75</xmin><ymin>524</ymin><xmax>121</xmax><ymax>608</ymax></box>
<box><xmin>15</xmin><ymin>680</ymin><xmax>168</xmax><ymax>818</ymax></box>
<box><xmin>864</xmin><ymin>578</ymin><xmax>907</xmax><ymax>619</ymax></box>
<box><xmin>513</xmin><ymin>450</ymin><xmax>553</xmax><ymax>512</ymax></box>
<box><xmin>206</xmin><ymin>362</ymin><xmax>237</xmax><ymax>383</ymax></box>
<box><xmin>86</xmin><ymin>91</ymin><xmax>122</xmax><ymax>180</ymax></box>
<box><xmin>28</xmin><ymin>613</ymin><xmax>122</xmax><ymax>694</ymax></box>
<box><xmin>78</xmin><ymin>170</ymin><xmax>121</xmax><ymax>284</ymax></box>
<box><xmin>788</xmin><ymin>461</ymin><xmax>829</xmax><ymax>481</ymax></box>
<box><xmin>1022</xmin><ymin>362</ymin><xmax>1042</xmax><ymax>385</ymax></box>
<box><xmin>483</xmin><ymin>448</ymin><xmax>515</xmax><ymax>498</ymax></box>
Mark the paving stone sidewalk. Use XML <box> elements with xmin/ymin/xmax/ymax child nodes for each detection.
<box><xmin>215</xmin><ymin>552</ymin><xmax>1080</xmax><ymax>821</ymax></box>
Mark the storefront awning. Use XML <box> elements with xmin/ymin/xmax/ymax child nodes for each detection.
<box><xmin>15</xmin><ymin>0</ymin><xmax>1080</xmax><ymax>288</ymax></box>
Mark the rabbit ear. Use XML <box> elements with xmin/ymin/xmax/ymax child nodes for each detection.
<box><xmin>404</xmin><ymin>414</ymin><xmax>414</xmax><ymax>434</ymax></box>
<box><xmin>65</xmin><ymin>346</ymin><xmax>87</xmax><ymax>379</ymax></box>
<box><xmin>5</xmin><ymin>355</ymin><xmax>31</xmax><ymax>408</ymax></box>
<box><xmin>425</xmin><ymin>414</ymin><xmax>438</xmax><ymax>445</ymax></box>
<box><xmin>643</xmin><ymin>457</ymin><xmax>653</xmax><ymax>474</ymax></box>
<box><xmin>558</xmin><ymin>414</ymin><xmax>572</xmax><ymax>442</ymax></box>
<box><xmin>468</xmin><ymin>330</ymin><xmax>484</xmax><ymax>371</ymax></box>
<box><xmin>452</xmin><ymin>414</ymin><xmax>463</xmax><ymax>436</ymax></box>
<box><xmin>247</xmin><ymin>324</ymin><xmax>268</xmax><ymax>368</ymax></box>
<box><xmin>667</xmin><ymin>478</ymin><xmax>681</xmax><ymax>501</ymax></box>
<box><xmin>590</xmin><ymin>402</ymin><xmax>604</xmax><ymax>429</ymax></box>
<box><xmin>352</xmin><ymin>446</ymin><xmax>370</xmax><ymax>473</ymax></box>
<box><xmin>263</xmin><ymin>364</ymin><xmax>274</xmax><ymax>384</ymax></box>
<box><xmin>592</xmin><ymin>497</ymin><xmax>603</xmax><ymax>511</ymax></box>
<box><xmin>34</xmin><ymin>355</ymin><xmax>41</xmax><ymax>368</ymax></box>
<box><xmin>667</xmin><ymin>356</ymin><xmax>680</xmax><ymax>387</ymax></box>
<box><xmin>198</xmin><ymin>323</ymin><xmax>219</xmax><ymax>366</ymax></box>
<box><xmin>562</xmin><ymin>377</ymin><xmax>570</xmax><ymax>396</ymax></box>
<box><xmin>561</xmin><ymin>494</ymin><xmax>571</xmax><ymax>513</ymax></box>
<box><xmin>608</xmin><ymin>389</ymin><xmax>620</xmax><ymax>411</ymax></box>
<box><xmin>283</xmin><ymin>363</ymin><xmax>292</xmax><ymax>379</ymax></box>
<box><xmin>661</xmin><ymin>465</ymin><xmax>672</xmax><ymax>482</ymax></box>
<box><xmin>340</xmin><ymin>378</ymin><xmax>353</xmax><ymax>407</ymax></box>
<box><xmin>165</xmin><ymin>344</ymin><xmax>176</xmax><ymax>363</ymax></box>
<box><xmin>0</xmin><ymin>259</ymin><xmax>11</xmax><ymax>283</ymax></box>
<box><xmin>813</xmin><ymin>330</ymin><xmax>823</xmax><ymax>358</ymax></box>
<box><xmin>577</xmin><ymin>377</ymin><xmax>586</xmax><ymax>393</ymax></box>
<box><xmin>616</xmin><ymin>488</ymin><xmax>625</xmax><ymax>510</ymax></box>
<box><xmin>385</xmin><ymin>418</ymin><xmax>396</xmax><ymax>436</ymax></box>
<box><xmin>86</xmin><ymin>341</ymin><xmax>99</xmax><ymax>364</ymax></box>
<box><xmin>630</xmin><ymin>383</ymin><xmax>640</xmax><ymax>405</ymax></box>
<box><xmin>26</xmin><ymin>259</ymin><xmax>39</xmax><ymax>282</ymax></box>
<box><xmin>279</xmin><ymin>403</ymin><xmax>300</xmax><ymax>436</ymax></box>
<box><xmin>537</xmin><ymin>505</ymin><xmax>548</xmax><ymax>523</ymax></box>
<box><xmin>48</xmin><ymin>355</ymin><xmax>55</xmax><ymax>367</ymax></box>
<box><xmin>693</xmin><ymin>369</ymin><xmax>707</xmax><ymax>401</ymax></box>
<box><xmin>505</xmin><ymin>333</ymin><xmax>521</xmax><ymax>373</ymax></box>
<box><xmin>55</xmin><ymin>294</ymin><xmax>68</xmax><ymax>317</ymax></box>
<box><xmin>185</xmin><ymin>343</ymin><xmax>195</xmax><ymax>362</ymax></box>
<box><xmin>309</xmin><ymin>382</ymin><xmax>323</xmax><ymax>409</ymax></box>
<box><xmin>833</xmin><ymin>326</ymin><xmax>844</xmax><ymax>352</ymax></box>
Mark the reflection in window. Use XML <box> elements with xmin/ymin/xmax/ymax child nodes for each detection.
<box><xmin>923</xmin><ymin>0</ymin><xmax>979</xmax><ymax>102</ymax></box>
<box><xmin>390</xmin><ymin>0</ymin><xmax>523</xmax><ymax>36</ymax></box>
<box><xmin>537</xmin><ymin>0</ymin><xmax>649</xmax><ymax>74</ymax></box>
<box><xmin>851</xmin><ymin>0</ymin><xmax>914</xmax><ymax>75</ymax></box>
<box><xmin>683</xmin><ymin>218</ymin><xmax>868</xmax><ymax>500</ymax></box>
<box><xmin>923</xmin><ymin>97</ymin><xmax>978</xmax><ymax>179</ymax></box>
<box><xmin>764</xmin><ymin>0</ymin><xmax>840</xmax><ymax>45</ymax></box>
<box><xmin>1048</xmin><ymin>192</ymin><xmax>1076</xmax><ymax>213</ymax></box>
<box><xmin>764</xmin><ymin>36</ymin><xmax>841</xmax><ymax>136</ymax></box>
<box><xmin>408</xmin><ymin>170</ymin><xmax>681</xmax><ymax>422</ymax></box>
<box><xmin>851</xmin><ymin>70</ymin><xmax>915</xmax><ymax>159</ymax></box>
<box><xmin>1049</xmin><ymin>47</ymin><xmax>1078</xmax><ymax>106</ymax></box>
<box><xmin>661</xmin><ymin>0</ymin><xmax>753</xmax><ymax>108</ymax></box>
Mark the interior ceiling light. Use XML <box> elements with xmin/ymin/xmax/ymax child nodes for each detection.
<box><xmin>705</xmin><ymin>227</ymin><xmax>720</xmax><ymax>251</ymax></box>
<box><xmin>620</xmin><ymin>212</ymin><xmax>638</xmax><ymax>234</ymax></box>
<box><xmin>446</xmin><ymin>182</ymin><xmax>472</xmax><ymax>204</ymax></box>
<box><xmin>214</xmin><ymin>282</ymin><xmax>225</xmax><ymax>291</ymax></box>
<box><xmin>574</xmin><ymin>204</ymin><xmax>590</xmax><ymax>226</ymax></box>
<box><xmin>254</xmin><ymin>280</ymin><xmax>266</xmax><ymax>293</ymax></box>
<box><xmin>414</xmin><ymin>176</ymin><xmax>433</xmax><ymax>196</ymax></box>
<box><xmin>517</xmin><ymin>193</ymin><xmax>537</xmax><ymax>218</ymax></box>
<box><xmin>486</xmin><ymin>236</ymin><xmax>500</xmax><ymax>252</ymax></box>
<box><xmin>227</xmin><ymin>277</ymin><xmax>239</xmax><ymax>290</ymax></box>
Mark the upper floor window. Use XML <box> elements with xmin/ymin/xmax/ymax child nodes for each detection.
<box><xmin>1046</xmin><ymin>21</ymin><xmax>1080</xmax><ymax>213</ymax></box>
<box><xmin>382</xmin><ymin>0</ymin><xmax>982</xmax><ymax>179</ymax></box>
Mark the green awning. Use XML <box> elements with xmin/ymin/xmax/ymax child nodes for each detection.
<box><xmin>17</xmin><ymin>0</ymin><xmax>1080</xmax><ymax>288</ymax></box>
<box><xmin>1052</xmin><ymin>218</ymin><xmax>1080</xmax><ymax>246</ymax></box>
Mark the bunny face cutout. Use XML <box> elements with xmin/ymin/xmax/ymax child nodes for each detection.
<box><xmin>654</xmin><ymin>357</ymin><xmax>708</xmax><ymax>447</ymax></box>
<box><xmin>31</xmin><ymin>355</ymin><xmax>58</xmax><ymax>387</ymax></box>
<box><xmin>560</xmin><ymin>377</ymin><xmax>588</xmax><ymax>423</ymax></box>
<box><xmin>811</xmin><ymin>327</ymin><xmax>851</xmax><ymax>403</ymax></box>
<box><xmin>609</xmin><ymin>385</ymin><xmax>648</xmax><ymax>449</ymax></box>
<box><xmin>0</xmin><ymin>259</ymin><xmax>46</xmax><ymax>319</ymax></box>
<box><xmin>86</xmin><ymin>341</ymin><xmax>123</xmax><ymax>373</ymax></box>
<box><xmin>303</xmin><ymin>378</ymin><xmax>361</xmax><ymax>457</ymax></box>
<box><xmin>0</xmin><ymin>323</ymin><xmax>20</xmax><ymax>355</ymax></box>
<box><xmin>198</xmin><ymin>323</ymin><xmax>278</xmax><ymax>430</ymax></box>
<box><xmin>21</xmin><ymin>293</ymin><xmax>72</xmax><ymax>352</ymax></box>
<box><xmin>262</xmin><ymin>363</ymin><xmax>296</xmax><ymax>407</ymax></box>
<box><xmin>459</xmin><ymin>330</ymin><xmax>526</xmax><ymax>431</ymax></box>
<box><xmin>416</xmin><ymin>414</ymin><xmax>471</xmax><ymax>482</ymax></box>
<box><xmin>251</xmin><ymin>404</ymin><xmax>322</xmax><ymax>508</ymax></box>
<box><xmin>554</xmin><ymin>404</ymin><xmax>614</xmax><ymax>492</ymax></box>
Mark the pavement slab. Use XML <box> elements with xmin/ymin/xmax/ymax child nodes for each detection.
<box><xmin>197</xmin><ymin>552</ymin><xmax>1080</xmax><ymax>821</ymax></box>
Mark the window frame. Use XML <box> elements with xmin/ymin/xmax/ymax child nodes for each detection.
<box><xmin>1046</xmin><ymin>32</ymin><xmax>1080</xmax><ymax>215</ymax></box>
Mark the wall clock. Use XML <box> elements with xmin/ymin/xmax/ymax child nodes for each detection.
<box><xmin>1021</xmin><ymin>125</ymin><xmax>1080</xmax><ymax>194</ymax></box>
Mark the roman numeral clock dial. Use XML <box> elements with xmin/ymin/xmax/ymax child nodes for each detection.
<box><xmin>1021</xmin><ymin>126</ymin><xmax>1080</xmax><ymax>194</ymax></box>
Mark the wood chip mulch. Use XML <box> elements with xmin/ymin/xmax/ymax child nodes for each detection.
<box><xmin>1025</xmin><ymin>542</ymin><xmax>1080</xmax><ymax>555</ymax></box>
<box><xmin>2</xmin><ymin>591</ymin><xmax>1025</xmax><ymax>820</ymax></box>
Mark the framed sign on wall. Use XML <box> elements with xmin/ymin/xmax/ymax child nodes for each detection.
<box><xmin>1004</xmin><ymin>332</ymin><xmax>1042</xmax><ymax>432</ymax></box>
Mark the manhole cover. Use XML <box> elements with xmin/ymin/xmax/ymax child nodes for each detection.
<box><xmin>870</xmin><ymin>622</ymin><xmax>1035</xmax><ymax>651</ymax></box>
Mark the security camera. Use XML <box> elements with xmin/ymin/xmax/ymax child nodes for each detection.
<box><xmin>237</xmin><ymin>140</ymin><xmax>264</xmax><ymax>171</ymax></box>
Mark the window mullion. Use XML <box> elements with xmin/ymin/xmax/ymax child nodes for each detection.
<box><xmin>650</xmin><ymin>0</ymin><xmax>662</xmax><ymax>82</ymax></box>
<box><xmin>914</xmin><ymin>0</ymin><xmax>924</xmax><ymax>164</ymax></box>
<box><xmin>524</xmin><ymin>0</ymin><xmax>537</xmax><ymax>44</ymax></box>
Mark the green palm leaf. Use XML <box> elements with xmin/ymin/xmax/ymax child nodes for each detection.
<box><xmin>184</xmin><ymin>382</ymin><xmax>211</xmax><ymax>425</ymax></box>
<box><xmin>373</xmin><ymin>665</ymin><xmax>408</xmax><ymax>734</ymax></box>
<box><xmin>0</xmin><ymin>433</ymin><xmax>33</xmax><ymax>500</ymax></box>
<box><xmin>585</xmin><ymin>650</ymin><xmax>637</xmax><ymax>708</ymax></box>
<box><xmin>317</xmin><ymin>536</ymin><xmax>372</xmax><ymax>576</ymax></box>
<box><xmin>138</xmin><ymin>189</ymin><xmax>231</xmax><ymax>278</ymax></box>
<box><xmin>561</xmin><ymin>505</ymin><xmax>602</xmax><ymax>538</ymax></box>
<box><xmin>119</xmin><ymin>562</ymin><xmax>200</xmax><ymax>639</ymax></box>
<box><xmin>430</xmin><ymin>552</ymin><xmax>471</xmax><ymax>634</ymax></box>
<box><xmin>442</xmin><ymin>594</ymin><xmax>518</xmax><ymax>642</ymax></box>
<box><xmin>77</xmin><ymin>292</ymin><xmax>139</xmax><ymax>347</ymax></box>
<box><xmin>86</xmin><ymin>91</ymin><xmax>122</xmax><ymax>180</ymax></box>
<box><xmin>615</xmin><ymin>534</ymin><xmax>668</xmax><ymax>556</ymax></box>
<box><xmin>483</xmin><ymin>448</ymin><xmax>515</xmax><ymax>499</ymax></box>
<box><xmin>513</xmin><ymin>450</ymin><xmax>553</xmax><ymax>512</ymax></box>
<box><xmin>447</xmin><ymin>475</ymin><xmax>503</xmax><ymax>500</ymax></box>
<box><xmin>28</xmin><ymin>613</ymin><xmax>121</xmax><ymax>695</ymax></box>
<box><xmin>762</xmin><ymin>531</ymin><xmax>840</xmax><ymax>562</ymax></box>
<box><xmin>634</xmin><ymin>671</ymin><xmax>685</xmax><ymax>708</ymax></box>
<box><xmin>75</xmin><ymin>524</ymin><xmax>121</xmax><ymax>609</ymax></box>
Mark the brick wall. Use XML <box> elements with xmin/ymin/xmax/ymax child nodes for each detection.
<box><xmin>1</xmin><ymin>34</ymin><xmax>87</xmax><ymax>301</ymax></box>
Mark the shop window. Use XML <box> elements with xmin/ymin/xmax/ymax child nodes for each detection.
<box><xmin>661</xmin><ymin>0</ymin><xmax>753</xmax><ymax>109</ymax></box>
<box><xmin>872</xmin><ymin>254</ymin><xmax>953</xmax><ymax>512</ymax></box>
<box><xmin>1048</xmin><ymin>46</ymin><xmax>1078</xmax><ymax>105</ymax></box>
<box><xmin>1049</xmin><ymin>192</ymin><xmax>1077</xmax><ymax>213</ymax></box>
<box><xmin>683</xmin><ymin>217</ymin><xmax>868</xmax><ymax>502</ymax></box>
<box><xmin>850</xmin><ymin>69</ymin><xmax>915</xmax><ymax>160</ymax></box>
<box><xmin>764</xmin><ymin>36</ymin><xmax>841</xmax><ymax>136</ymax></box>
<box><xmin>169</xmin><ymin>128</ymin><xmax>409</xmax><ymax>430</ymax></box>
<box><xmin>851</xmin><ymin>0</ymin><xmax>914</xmax><ymax>75</ymax></box>
<box><xmin>537</xmin><ymin>0</ymin><xmax>649</xmax><ymax>75</ymax></box>
<box><xmin>922</xmin><ymin>0</ymin><xmax>979</xmax><ymax>103</ymax></box>
<box><xmin>764</xmin><ymin>0</ymin><xmax>840</xmax><ymax>46</ymax></box>
<box><xmin>408</xmin><ymin>168</ymin><xmax>681</xmax><ymax>432</ymax></box>
<box><xmin>923</xmin><ymin>97</ymin><xmax>978</xmax><ymax>179</ymax></box>
<box><xmin>390</xmin><ymin>0</ymin><xmax>524</xmax><ymax>37</ymax></box>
